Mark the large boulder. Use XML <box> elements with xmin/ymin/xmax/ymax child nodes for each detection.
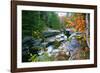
<box><xmin>22</xmin><ymin>36</ymin><xmax>42</xmax><ymax>62</ymax></box>
<box><xmin>66</xmin><ymin>32</ymin><xmax>89</xmax><ymax>60</ymax></box>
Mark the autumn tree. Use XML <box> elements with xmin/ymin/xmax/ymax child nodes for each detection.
<box><xmin>74</xmin><ymin>14</ymin><xmax>86</xmax><ymax>32</ymax></box>
<box><xmin>64</xmin><ymin>13</ymin><xmax>86</xmax><ymax>33</ymax></box>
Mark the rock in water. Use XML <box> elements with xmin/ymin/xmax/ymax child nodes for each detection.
<box><xmin>66</xmin><ymin>37</ymin><xmax>81</xmax><ymax>58</ymax></box>
<box><xmin>54</xmin><ymin>51</ymin><xmax>70</xmax><ymax>61</ymax></box>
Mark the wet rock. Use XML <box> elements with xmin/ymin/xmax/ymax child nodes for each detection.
<box><xmin>54</xmin><ymin>50</ymin><xmax>70</xmax><ymax>61</ymax></box>
<box><xmin>22</xmin><ymin>36</ymin><xmax>42</xmax><ymax>62</ymax></box>
<box><xmin>69</xmin><ymin>47</ymin><xmax>90</xmax><ymax>60</ymax></box>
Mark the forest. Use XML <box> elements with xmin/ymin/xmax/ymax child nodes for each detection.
<box><xmin>22</xmin><ymin>10</ymin><xmax>90</xmax><ymax>62</ymax></box>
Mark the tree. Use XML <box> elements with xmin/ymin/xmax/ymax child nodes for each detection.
<box><xmin>22</xmin><ymin>11</ymin><xmax>46</xmax><ymax>39</ymax></box>
<box><xmin>22</xmin><ymin>11</ymin><xmax>61</xmax><ymax>39</ymax></box>
<box><xmin>64</xmin><ymin>13</ymin><xmax>86</xmax><ymax>33</ymax></box>
<box><xmin>46</xmin><ymin>12</ymin><xmax>61</xmax><ymax>30</ymax></box>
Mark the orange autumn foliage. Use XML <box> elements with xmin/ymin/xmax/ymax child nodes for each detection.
<box><xmin>65</xmin><ymin>14</ymin><xmax>86</xmax><ymax>33</ymax></box>
<box><xmin>75</xmin><ymin>15</ymin><xmax>86</xmax><ymax>32</ymax></box>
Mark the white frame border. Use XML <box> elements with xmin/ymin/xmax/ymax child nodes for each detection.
<box><xmin>17</xmin><ymin>5</ymin><xmax>94</xmax><ymax>68</ymax></box>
